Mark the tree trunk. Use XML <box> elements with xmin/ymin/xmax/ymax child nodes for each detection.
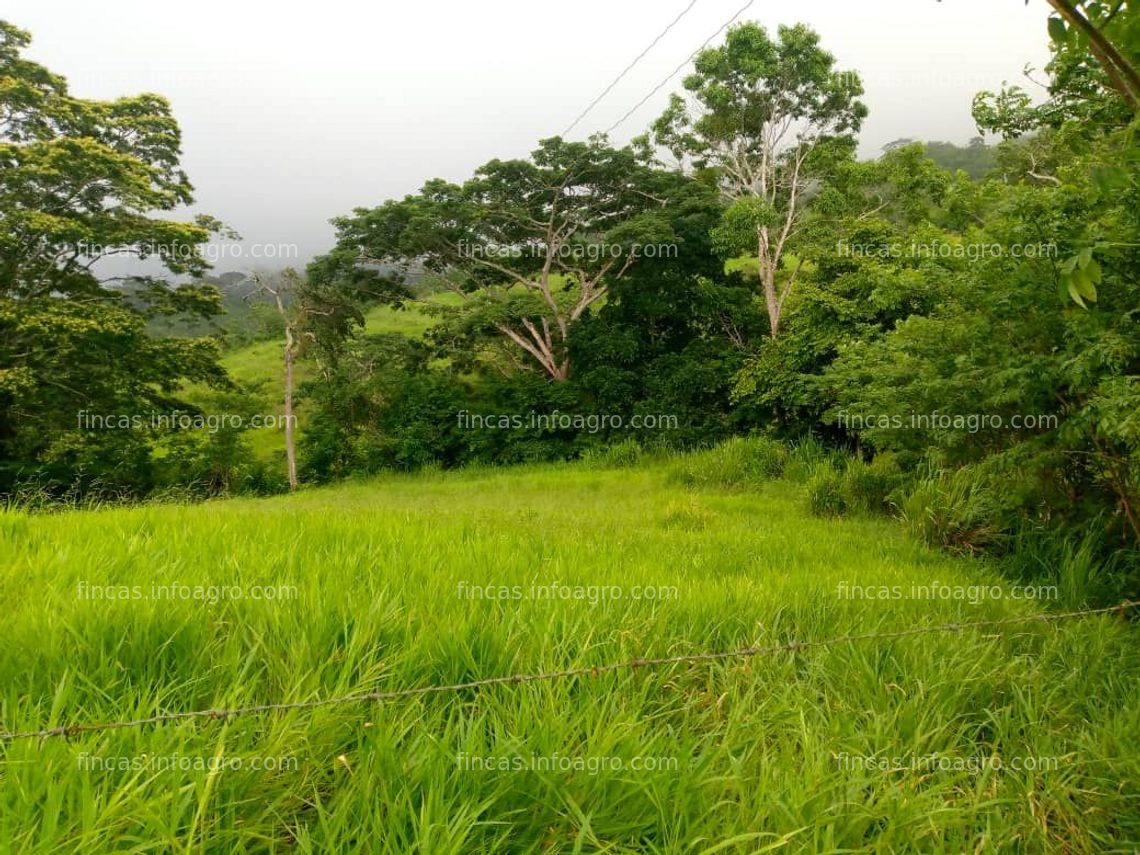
<box><xmin>283</xmin><ymin>328</ymin><xmax>298</xmax><ymax>492</ymax></box>
<box><xmin>496</xmin><ymin>321</ymin><xmax>571</xmax><ymax>381</ymax></box>
<box><xmin>758</xmin><ymin>225</ymin><xmax>780</xmax><ymax>337</ymax></box>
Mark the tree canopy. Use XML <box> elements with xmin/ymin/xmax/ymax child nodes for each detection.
<box><xmin>0</xmin><ymin>20</ymin><xmax>232</xmax><ymax>493</ymax></box>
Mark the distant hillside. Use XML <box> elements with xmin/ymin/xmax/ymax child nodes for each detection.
<box><xmin>180</xmin><ymin>295</ymin><xmax>453</xmax><ymax>463</ymax></box>
<box><xmin>885</xmin><ymin>137</ymin><xmax>997</xmax><ymax>180</ymax></box>
<box><xmin>124</xmin><ymin>272</ymin><xmax>286</xmax><ymax>345</ymax></box>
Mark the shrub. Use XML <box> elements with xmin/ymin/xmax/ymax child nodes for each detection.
<box><xmin>807</xmin><ymin>463</ymin><xmax>848</xmax><ymax>516</ymax></box>
<box><xmin>667</xmin><ymin>436</ymin><xmax>788</xmax><ymax>489</ymax></box>
<box><xmin>840</xmin><ymin>453</ymin><xmax>907</xmax><ymax>515</ymax></box>
<box><xmin>897</xmin><ymin>466</ymin><xmax>1006</xmax><ymax>554</ymax></box>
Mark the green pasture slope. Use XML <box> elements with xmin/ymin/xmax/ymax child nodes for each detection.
<box><xmin>1</xmin><ymin>448</ymin><xmax>1138</xmax><ymax>852</ymax></box>
<box><xmin>186</xmin><ymin>297</ymin><xmax>453</xmax><ymax>463</ymax></box>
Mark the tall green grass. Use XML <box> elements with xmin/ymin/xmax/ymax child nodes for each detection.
<box><xmin>0</xmin><ymin>456</ymin><xmax>1137</xmax><ymax>852</ymax></box>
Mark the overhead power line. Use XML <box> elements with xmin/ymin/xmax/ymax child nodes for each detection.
<box><xmin>562</xmin><ymin>0</ymin><xmax>700</xmax><ymax>138</ymax></box>
<box><xmin>604</xmin><ymin>0</ymin><xmax>754</xmax><ymax>135</ymax></box>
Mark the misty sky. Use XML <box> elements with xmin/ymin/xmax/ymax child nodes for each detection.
<box><xmin>8</xmin><ymin>0</ymin><xmax>1052</xmax><ymax>274</ymax></box>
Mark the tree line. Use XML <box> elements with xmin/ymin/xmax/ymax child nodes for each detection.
<box><xmin>1</xmin><ymin>4</ymin><xmax>1137</xmax><ymax>596</ymax></box>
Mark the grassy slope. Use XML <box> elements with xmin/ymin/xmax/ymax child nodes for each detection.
<box><xmin>1</xmin><ymin>456</ymin><xmax>1137</xmax><ymax>852</ymax></box>
<box><xmin>186</xmin><ymin>297</ymin><xmax>454</xmax><ymax>463</ymax></box>
<box><xmin>225</xmin><ymin>297</ymin><xmax>454</xmax><ymax>385</ymax></box>
<box><xmin>196</xmin><ymin>280</ymin><xmax>594</xmax><ymax>464</ymax></box>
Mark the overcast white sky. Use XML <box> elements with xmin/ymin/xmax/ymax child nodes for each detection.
<box><xmin>8</xmin><ymin>0</ymin><xmax>1052</xmax><ymax>273</ymax></box>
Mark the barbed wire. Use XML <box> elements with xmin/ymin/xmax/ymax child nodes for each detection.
<box><xmin>1</xmin><ymin>601</ymin><xmax>1135</xmax><ymax>744</ymax></box>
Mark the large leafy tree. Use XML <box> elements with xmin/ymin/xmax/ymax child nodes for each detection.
<box><xmin>650</xmin><ymin>22</ymin><xmax>867</xmax><ymax>337</ymax></box>
<box><xmin>726</xmin><ymin>2</ymin><xmax>1140</xmax><ymax>569</ymax></box>
<box><xmin>316</xmin><ymin>137</ymin><xmax>694</xmax><ymax>381</ymax></box>
<box><xmin>1043</xmin><ymin>0</ymin><xmax>1140</xmax><ymax>113</ymax></box>
<box><xmin>245</xmin><ymin>267</ymin><xmax>372</xmax><ymax>491</ymax></box>
<box><xmin>825</xmin><ymin>156</ymin><xmax>1140</xmax><ymax>547</ymax></box>
<box><xmin>825</xmin><ymin>3</ymin><xmax>1140</xmax><ymax>553</ymax></box>
<box><xmin>973</xmin><ymin>1</ymin><xmax>1139</xmax><ymax>311</ymax></box>
<box><xmin>974</xmin><ymin>2</ymin><xmax>1139</xmax><ymax>133</ymax></box>
<box><xmin>0</xmin><ymin>21</ymin><xmax>229</xmax><ymax>494</ymax></box>
<box><xmin>733</xmin><ymin>143</ymin><xmax>963</xmax><ymax>436</ymax></box>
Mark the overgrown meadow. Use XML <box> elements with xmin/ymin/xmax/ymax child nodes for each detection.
<box><xmin>3</xmin><ymin>3</ymin><xmax>1140</xmax><ymax>853</ymax></box>
<box><xmin>2</xmin><ymin>448</ymin><xmax>1139</xmax><ymax>852</ymax></box>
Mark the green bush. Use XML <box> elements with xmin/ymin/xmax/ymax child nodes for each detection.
<box><xmin>806</xmin><ymin>463</ymin><xmax>848</xmax><ymax>516</ymax></box>
<box><xmin>840</xmin><ymin>453</ymin><xmax>907</xmax><ymax>515</ymax></box>
<box><xmin>898</xmin><ymin>466</ymin><xmax>1006</xmax><ymax>554</ymax></box>
<box><xmin>667</xmin><ymin>436</ymin><xmax>788</xmax><ymax>489</ymax></box>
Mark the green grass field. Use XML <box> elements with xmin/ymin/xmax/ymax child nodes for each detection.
<box><xmin>190</xmin><ymin>284</ymin><xmax>589</xmax><ymax>465</ymax></box>
<box><xmin>2</xmin><ymin>451</ymin><xmax>1138</xmax><ymax>852</ymax></box>
<box><xmin>182</xmin><ymin>296</ymin><xmax>455</xmax><ymax>464</ymax></box>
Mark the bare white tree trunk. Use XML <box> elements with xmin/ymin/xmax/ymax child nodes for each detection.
<box><xmin>251</xmin><ymin>270</ymin><xmax>302</xmax><ymax>491</ymax></box>
<box><xmin>282</xmin><ymin>325</ymin><xmax>298</xmax><ymax>491</ymax></box>
<box><xmin>758</xmin><ymin>225</ymin><xmax>779</xmax><ymax>337</ymax></box>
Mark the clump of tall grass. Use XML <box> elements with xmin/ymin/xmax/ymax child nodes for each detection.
<box><xmin>666</xmin><ymin>436</ymin><xmax>788</xmax><ymax>488</ymax></box>
<box><xmin>1000</xmin><ymin>523</ymin><xmax>1140</xmax><ymax>607</ymax></box>
<box><xmin>580</xmin><ymin>438</ymin><xmax>645</xmax><ymax>469</ymax></box>
<box><xmin>806</xmin><ymin>463</ymin><xmax>848</xmax><ymax>516</ymax></box>
<box><xmin>782</xmin><ymin>435</ymin><xmax>838</xmax><ymax>483</ymax></box>
<box><xmin>897</xmin><ymin>466</ymin><xmax>1006</xmax><ymax>555</ymax></box>
<box><xmin>804</xmin><ymin>453</ymin><xmax>907</xmax><ymax>518</ymax></box>
<box><xmin>659</xmin><ymin>496</ymin><xmax>714</xmax><ymax>530</ymax></box>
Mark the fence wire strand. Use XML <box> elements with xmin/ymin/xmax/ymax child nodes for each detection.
<box><xmin>2</xmin><ymin>601</ymin><xmax>1135</xmax><ymax>744</ymax></box>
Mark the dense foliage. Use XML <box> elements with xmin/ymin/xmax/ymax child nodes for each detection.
<box><xmin>2</xmin><ymin>7</ymin><xmax>1137</xmax><ymax>596</ymax></box>
<box><xmin>0</xmin><ymin>21</ymin><xmax>254</xmax><ymax>496</ymax></box>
